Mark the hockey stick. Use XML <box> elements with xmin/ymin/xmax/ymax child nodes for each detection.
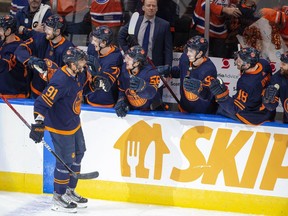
<box><xmin>127</xmin><ymin>12</ymin><xmax>180</xmax><ymax>104</ymax></box>
<box><xmin>128</xmin><ymin>12</ymin><xmax>139</xmax><ymax>35</ymax></box>
<box><xmin>147</xmin><ymin>57</ymin><xmax>181</xmax><ymax>104</ymax></box>
<box><xmin>0</xmin><ymin>95</ymin><xmax>99</xmax><ymax>180</ymax></box>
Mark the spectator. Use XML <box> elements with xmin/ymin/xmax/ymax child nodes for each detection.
<box><xmin>50</xmin><ymin>0</ymin><xmax>92</xmax><ymax>46</ymax></box>
<box><xmin>15</xmin><ymin>14</ymin><xmax>74</xmax><ymax>98</ymax></box>
<box><xmin>226</xmin><ymin>0</ymin><xmax>259</xmax><ymax>58</ymax></box>
<box><xmin>156</xmin><ymin>0</ymin><xmax>179</xmax><ymax>33</ymax></box>
<box><xmin>90</xmin><ymin>0</ymin><xmax>123</xmax><ymax>46</ymax></box>
<box><xmin>85</xmin><ymin>26</ymin><xmax>123</xmax><ymax>107</ymax></box>
<box><xmin>168</xmin><ymin>36</ymin><xmax>218</xmax><ymax>114</ymax></box>
<box><xmin>209</xmin><ymin>47</ymin><xmax>275</xmax><ymax>125</ymax></box>
<box><xmin>260</xmin><ymin>5</ymin><xmax>288</xmax><ymax>48</ymax></box>
<box><xmin>16</xmin><ymin>0</ymin><xmax>52</xmax><ymax>41</ymax></box>
<box><xmin>50</xmin><ymin>0</ymin><xmax>88</xmax><ymax>16</ymax></box>
<box><xmin>192</xmin><ymin>0</ymin><xmax>242</xmax><ymax>58</ymax></box>
<box><xmin>118</xmin><ymin>0</ymin><xmax>173</xmax><ymax>67</ymax></box>
<box><xmin>115</xmin><ymin>45</ymin><xmax>162</xmax><ymax>117</ymax></box>
<box><xmin>10</xmin><ymin>0</ymin><xmax>28</xmax><ymax>16</ymax></box>
<box><xmin>10</xmin><ymin>0</ymin><xmax>49</xmax><ymax>15</ymax></box>
<box><xmin>0</xmin><ymin>15</ymin><xmax>30</xmax><ymax>98</ymax></box>
<box><xmin>263</xmin><ymin>51</ymin><xmax>288</xmax><ymax>123</ymax></box>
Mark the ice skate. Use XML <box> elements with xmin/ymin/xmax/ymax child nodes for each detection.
<box><xmin>66</xmin><ymin>187</ymin><xmax>88</xmax><ymax>208</ymax></box>
<box><xmin>51</xmin><ymin>192</ymin><xmax>77</xmax><ymax>213</ymax></box>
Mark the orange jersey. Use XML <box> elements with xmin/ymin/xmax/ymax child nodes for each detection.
<box><xmin>193</xmin><ymin>0</ymin><xmax>237</xmax><ymax>38</ymax></box>
<box><xmin>49</xmin><ymin>0</ymin><xmax>89</xmax><ymax>16</ymax></box>
<box><xmin>261</xmin><ymin>6</ymin><xmax>288</xmax><ymax>47</ymax></box>
<box><xmin>90</xmin><ymin>0</ymin><xmax>123</xmax><ymax>27</ymax></box>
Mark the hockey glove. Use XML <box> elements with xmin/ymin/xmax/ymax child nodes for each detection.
<box><xmin>128</xmin><ymin>35</ymin><xmax>139</xmax><ymax>47</ymax></box>
<box><xmin>209</xmin><ymin>78</ymin><xmax>229</xmax><ymax>102</ymax></box>
<box><xmin>263</xmin><ymin>84</ymin><xmax>279</xmax><ymax>104</ymax></box>
<box><xmin>156</xmin><ymin>65</ymin><xmax>172</xmax><ymax>77</ymax></box>
<box><xmin>130</xmin><ymin>76</ymin><xmax>146</xmax><ymax>92</ymax></box>
<box><xmin>183</xmin><ymin>77</ymin><xmax>203</xmax><ymax>95</ymax></box>
<box><xmin>92</xmin><ymin>75</ymin><xmax>111</xmax><ymax>92</ymax></box>
<box><xmin>115</xmin><ymin>97</ymin><xmax>130</xmax><ymax>118</ymax></box>
<box><xmin>27</xmin><ymin>57</ymin><xmax>48</xmax><ymax>74</ymax></box>
<box><xmin>29</xmin><ymin>121</ymin><xmax>45</xmax><ymax>143</ymax></box>
<box><xmin>86</xmin><ymin>55</ymin><xmax>101</xmax><ymax>76</ymax></box>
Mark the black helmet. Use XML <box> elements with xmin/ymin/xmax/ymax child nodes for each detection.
<box><xmin>45</xmin><ymin>14</ymin><xmax>66</xmax><ymax>33</ymax></box>
<box><xmin>186</xmin><ymin>35</ymin><xmax>208</xmax><ymax>57</ymax></box>
<box><xmin>236</xmin><ymin>47</ymin><xmax>259</xmax><ymax>67</ymax></box>
<box><xmin>280</xmin><ymin>51</ymin><xmax>288</xmax><ymax>64</ymax></box>
<box><xmin>90</xmin><ymin>25</ymin><xmax>113</xmax><ymax>45</ymax></box>
<box><xmin>126</xmin><ymin>45</ymin><xmax>147</xmax><ymax>66</ymax></box>
<box><xmin>63</xmin><ymin>47</ymin><xmax>87</xmax><ymax>65</ymax></box>
<box><xmin>0</xmin><ymin>15</ymin><xmax>17</xmax><ymax>33</ymax></box>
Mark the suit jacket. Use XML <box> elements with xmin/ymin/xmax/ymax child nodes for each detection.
<box><xmin>118</xmin><ymin>15</ymin><xmax>173</xmax><ymax>66</ymax></box>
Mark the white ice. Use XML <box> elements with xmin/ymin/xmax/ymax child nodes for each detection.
<box><xmin>0</xmin><ymin>191</ymin><xmax>259</xmax><ymax>216</ymax></box>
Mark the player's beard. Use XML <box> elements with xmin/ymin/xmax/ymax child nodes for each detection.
<box><xmin>280</xmin><ymin>67</ymin><xmax>288</xmax><ymax>77</ymax></box>
<box><xmin>46</xmin><ymin>33</ymin><xmax>53</xmax><ymax>40</ymax></box>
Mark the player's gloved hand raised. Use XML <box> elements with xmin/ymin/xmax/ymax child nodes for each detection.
<box><xmin>263</xmin><ymin>84</ymin><xmax>279</xmax><ymax>104</ymax></box>
<box><xmin>29</xmin><ymin>121</ymin><xmax>45</xmax><ymax>143</ymax></box>
<box><xmin>27</xmin><ymin>57</ymin><xmax>48</xmax><ymax>74</ymax></box>
<box><xmin>156</xmin><ymin>65</ymin><xmax>172</xmax><ymax>77</ymax></box>
<box><xmin>92</xmin><ymin>75</ymin><xmax>111</xmax><ymax>92</ymax></box>
<box><xmin>115</xmin><ymin>97</ymin><xmax>129</xmax><ymax>118</ymax></box>
<box><xmin>183</xmin><ymin>77</ymin><xmax>203</xmax><ymax>94</ymax></box>
<box><xmin>130</xmin><ymin>76</ymin><xmax>146</xmax><ymax>92</ymax></box>
<box><xmin>86</xmin><ymin>55</ymin><xmax>100</xmax><ymax>76</ymax></box>
<box><xmin>128</xmin><ymin>35</ymin><xmax>139</xmax><ymax>48</ymax></box>
<box><xmin>209</xmin><ymin>78</ymin><xmax>229</xmax><ymax>102</ymax></box>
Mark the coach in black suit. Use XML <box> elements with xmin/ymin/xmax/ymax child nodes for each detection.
<box><xmin>118</xmin><ymin>0</ymin><xmax>173</xmax><ymax>67</ymax></box>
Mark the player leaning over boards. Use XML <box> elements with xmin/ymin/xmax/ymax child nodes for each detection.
<box><xmin>85</xmin><ymin>25</ymin><xmax>122</xmax><ymax>107</ymax></box>
<box><xmin>262</xmin><ymin>51</ymin><xmax>288</xmax><ymax>123</ymax></box>
<box><xmin>29</xmin><ymin>47</ymin><xmax>95</xmax><ymax>213</ymax></box>
<box><xmin>115</xmin><ymin>45</ymin><xmax>162</xmax><ymax>117</ymax></box>
<box><xmin>167</xmin><ymin>35</ymin><xmax>218</xmax><ymax>114</ymax></box>
<box><xmin>0</xmin><ymin>15</ymin><xmax>30</xmax><ymax>99</ymax></box>
<box><xmin>209</xmin><ymin>47</ymin><xmax>275</xmax><ymax>125</ymax></box>
<box><xmin>15</xmin><ymin>14</ymin><xmax>74</xmax><ymax>98</ymax></box>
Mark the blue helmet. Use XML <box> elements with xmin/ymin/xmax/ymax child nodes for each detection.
<box><xmin>90</xmin><ymin>25</ymin><xmax>113</xmax><ymax>45</ymax></box>
<box><xmin>236</xmin><ymin>47</ymin><xmax>259</xmax><ymax>67</ymax></box>
<box><xmin>280</xmin><ymin>51</ymin><xmax>288</xmax><ymax>63</ymax></box>
<box><xmin>63</xmin><ymin>47</ymin><xmax>87</xmax><ymax>65</ymax></box>
<box><xmin>126</xmin><ymin>45</ymin><xmax>147</xmax><ymax>66</ymax></box>
<box><xmin>0</xmin><ymin>15</ymin><xmax>17</xmax><ymax>33</ymax></box>
<box><xmin>45</xmin><ymin>14</ymin><xmax>66</xmax><ymax>33</ymax></box>
<box><xmin>186</xmin><ymin>36</ymin><xmax>208</xmax><ymax>57</ymax></box>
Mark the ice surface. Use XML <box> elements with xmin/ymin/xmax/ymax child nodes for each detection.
<box><xmin>0</xmin><ymin>191</ymin><xmax>258</xmax><ymax>216</ymax></box>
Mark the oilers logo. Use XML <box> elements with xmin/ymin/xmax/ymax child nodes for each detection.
<box><xmin>284</xmin><ymin>98</ymin><xmax>288</xmax><ymax>113</ymax></box>
<box><xmin>95</xmin><ymin>0</ymin><xmax>109</xmax><ymax>4</ymax></box>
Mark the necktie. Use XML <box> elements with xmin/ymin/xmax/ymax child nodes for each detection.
<box><xmin>142</xmin><ymin>20</ymin><xmax>151</xmax><ymax>54</ymax></box>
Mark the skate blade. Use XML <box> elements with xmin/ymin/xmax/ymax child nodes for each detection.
<box><xmin>76</xmin><ymin>202</ymin><xmax>88</xmax><ymax>208</ymax></box>
<box><xmin>51</xmin><ymin>204</ymin><xmax>77</xmax><ymax>213</ymax></box>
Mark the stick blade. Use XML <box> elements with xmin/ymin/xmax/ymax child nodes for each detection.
<box><xmin>77</xmin><ymin>171</ymin><xmax>99</xmax><ymax>180</ymax></box>
<box><xmin>128</xmin><ymin>12</ymin><xmax>139</xmax><ymax>35</ymax></box>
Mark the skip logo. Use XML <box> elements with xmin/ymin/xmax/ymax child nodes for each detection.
<box><xmin>114</xmin><ymin>120</ymin><xmax>288</xmax><ymax>191</ymax></box>
<box><xmin>114</xmin><ymin>121</ymin><xmax>169</xmax><ymax>179</ymax></box>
